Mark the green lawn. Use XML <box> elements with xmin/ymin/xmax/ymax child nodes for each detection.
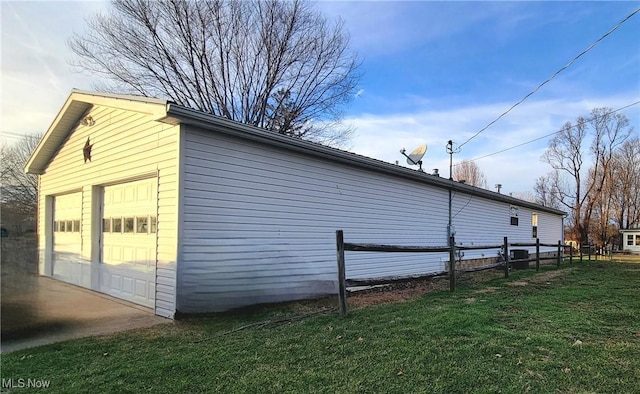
<box><xmin>2</xmin><ymin>261</ymin><xmax>639</xmax><ymax>393</ymax></box>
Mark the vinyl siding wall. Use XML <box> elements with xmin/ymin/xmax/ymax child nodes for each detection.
<box><xmin>36</xmin><ymin>104</ymin><xmax>179</xmax><ymax>318</ymax></box>
<box><xmin>178</xmin><ymin>127</ymin><xmax>563</xmax><ymax>313</ymax></box>
<box><xmin>451</xmin><ymin>198</ymin><xmax>562</xmax><ymax>260</ymax></box>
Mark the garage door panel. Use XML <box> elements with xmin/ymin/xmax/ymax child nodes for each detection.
<box><xmin>52</xmin><ymin>192</ymin><xmax>86</xmax><ymax>287</ymax></box>
<box><xmin>100</xmin><ymin>178</ymin><xmax>157</xmax><ymax>308</ymax></box>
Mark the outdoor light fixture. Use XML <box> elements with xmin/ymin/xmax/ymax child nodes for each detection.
<box><xmin>81</xmin><ymin>116</ymin><xmax>96</xmax><ymax>126</ymax></box>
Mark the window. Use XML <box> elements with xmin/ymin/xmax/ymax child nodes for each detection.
<box><xmin>532</xmin><ymin>213</ymin><xmax>538</xmax><ymax>238</ymax></box>
<box><xmin>73</xmin><ymin>220</ymin><xmax>80</xmax><ymax>232</ymax></box>
<box><xmin>136</xmin><ymin>216</ymin><xmax>148</xmax><ymax>234</ymax></box>
<box><xmin>54</xmin><ymin>221</ymin><xmax>60</xmax><ymax>232</ymax></box>
<box><xmin>636</xmin><ymin>235</ymin><xmax>640</xmax><ymax>246</ymax></box>
<box><xmin>150</xmin><ymin>216</ymin><xmax>157</xmax><ymax>233</ymax></box>
<box><xmin>628</xmin><ymin>235</ymin><xmax>634</xmax><ymax>246</ymax></box>
<box><xmin>59</xmin><ymin>221</ymin><xmax>66</xmax><ymax>232</ymax></box>
<box><xmin>66</xmin><ymin>220</ymin><xmax>73</xmax><ymax>232</ymax></box>
<box><xmin>510</xmin><ymin>206</ymin><xmax>519</xmax><ymax>226</ymax></box>
<box><xmin>124</xmin><ymin>217</ymin><xmax>134</xmax><ymax>233</ymax></box>
<box><xmin>113</xmin><ymin>218</ymin><xmax>122</xmax><ymax>233</ymax></box>
<box><xmin>102</xmin><ymin>218</ymin><xmax>111</xmax><ymax>233</ymax></box>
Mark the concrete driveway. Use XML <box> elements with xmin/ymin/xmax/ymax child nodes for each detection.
<box><xmin>1</xmin><ymin>274</ymin><xmax>170</xmax><ymax>354</ymax></box>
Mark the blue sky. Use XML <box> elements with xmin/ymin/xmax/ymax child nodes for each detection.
<box><xmin>1</xmin><ymin>1</ymin><xmax>639</xmax><ymax>194</ymax></box>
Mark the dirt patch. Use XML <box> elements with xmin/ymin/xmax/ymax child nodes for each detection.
<box><xmin>348</xmin><ymin>280</ymin><xmax>438</xmax><ymax>308</ymax></box>
<box><xmin>528</xmin><ymin>267</ymin><xmax>576</xmax><ymax>283</ymax></box>
<box><xmin>344</xmin><ymin>268</ymin><xmax>578</xmax><ymax>309</ymax></box>
<box><xmin>346</xmin><ymin>269</ymin><xmax>506</xmax><ymax>308</ymax></box>
<box><xmin>474</xmin><ymin>287</ymin><xmax>500</xmax><ymax>294</ymax></box>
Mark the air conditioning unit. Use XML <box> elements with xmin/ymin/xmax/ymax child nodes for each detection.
<box><xmin>510</xmin><ymin>249</ymin><xmax>529</xmax><ymax>269</ymax></box>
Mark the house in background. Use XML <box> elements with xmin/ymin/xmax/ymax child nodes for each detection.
<box><xmin>621</xmin><ymin>228</ymin><xmax>640</xmax><ymax>254</ymax></box>
<box><xmin>25</xmin><ymin>90</ymin><xmax>565</xmax><ymax>318</ymax></box>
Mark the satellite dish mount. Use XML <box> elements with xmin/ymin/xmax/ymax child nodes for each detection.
<box><xmin>400</xmin><ymin>144</ymin><xmax>428</xmax><ymax>172</ymax></box>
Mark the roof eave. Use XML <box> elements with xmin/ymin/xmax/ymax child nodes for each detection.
<box><xmin>166</xmin><ymin>103</ymin><xmax>566</xmax><ymax>217</ymax></box>
<box><xmin>25</xmin><ymin>90</ymin><xmax>169</xmax><ymax>175</ymax></box>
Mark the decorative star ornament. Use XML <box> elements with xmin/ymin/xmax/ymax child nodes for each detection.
<box><xmin>83</xmin><ymin>137</ymin><xmax>93</xmax><ymax>163</ymax></box>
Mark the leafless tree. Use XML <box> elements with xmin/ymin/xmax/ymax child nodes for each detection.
<box><xmin>69</xmin><ymin>0</ymin><xmax>360</xmax><ymax>146</ymax></box>
<box><xmin>452</xmin><ymin>160</ymin><xmax>487</xmax><ymax>188</ymax></box>
<box><xmin>610</xmin><ymin>137</ymin><xmax>640</xmax><ymax>232</ymax></box>
<box><xmin>533</xmin><ymin>173</ymin><xmax>562</xmax><ymax>209</ymax></box>
<box><xmin>510</xmin><ymin>191</ymin><xmax>536</xmax><ymax>203</ymax></box>
<box><xmin>1</xmin><ymin>134</ymin><xmax>41</xmax><ymax>233</ymax></box>
<box><xmin>541</xmin><ymin>108</ymin><xmax>632</xmax><ymax>245</ymax></box>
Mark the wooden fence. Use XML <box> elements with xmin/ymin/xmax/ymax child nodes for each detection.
<box><xmin>336</xmin><ymin>230</ymin><xmax>563</xmax><ymax>316</ymax></box>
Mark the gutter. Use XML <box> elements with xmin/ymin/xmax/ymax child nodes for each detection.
<box><xmin>166</xmin><ymin>103</ymin><xmax>566</xmax><ymax>217</ymax></box>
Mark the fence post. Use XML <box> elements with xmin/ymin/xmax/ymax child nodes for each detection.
<box><xmin>536</xmin><ymin>238</ymin><xmax>540</xmax><ymax>272</ymax></box>
<box><xmin>569</xmin><ymin>244</ymin><xmax>573</xmax><ymax>264</ymax></box>
<box><xmin>336</xmin><ymin>230</ymin><xmax>348</xmax><ymax>317</ymax></box>
<box><xmin>588</xmin><ymin>246</ymin><xmax>591</xmax><ymax>261</ymax></box>
<box><xmin>557</xmin><ymin>240</ymin><xmax>561</xmax><ymax>268</ymax></box>
<box><xmin>580</xmin><ymin>245</ymin><xmax>583</xmax><ymax>263</ymax></box>
<box><xmin>449</xmin><ymin>235</ymin><xmax>456</xmax><ymax>292</ymax></box>
<box><xmin>503</xmin><ymin>236</ymin><xmax>509</xmax><ymax>278</ymax></box>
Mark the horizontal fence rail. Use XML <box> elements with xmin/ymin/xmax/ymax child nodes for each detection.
<box><xmin>336</xmin><ymin>230</ymin><xmax>564</xmax><ymax>316</ymax></box>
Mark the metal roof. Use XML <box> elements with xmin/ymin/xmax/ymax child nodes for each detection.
<box><xmin>26</xmin><ymin>90</ymin><xmax>566</xmax><ymax>217</ymax></box>
<box><xmin>166</xmin><ymin>104</ymin><xmax>565</xmax><ymax>216</ymax></box>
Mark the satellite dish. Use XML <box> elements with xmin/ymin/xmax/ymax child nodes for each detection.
<box><xmin>399</xmin><ymin>144</ymin><xmax>428</xmax><ymax>171</ymax></box>
<box><xmin>406</xmin><ymin>144</ymin><xmax>427</xmax><ymax>166</ymax></box>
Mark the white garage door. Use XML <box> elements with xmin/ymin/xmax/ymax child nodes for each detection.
<box><xmin>52</xmin><ymin>192</ymin><xmax>90</xmax><ymax>287</ymax></box>
<box><xmin>101</xmin><ymin>179</ymin><xmax>157</xmax><ymax>308</ymax></box>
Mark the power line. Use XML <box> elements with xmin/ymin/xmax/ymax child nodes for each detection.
<box><xmin>458</xmin><ymin>101</ymin><xmax>640</xmax><ymax>165</ymax></box>
<box><xmin>457</xmin><ymin>7</ymin><xmax>640</xmax><ymax>150</ymax></box>
<box><xmin>1</xmin><ymin>131</ymin><xmax>31</xmax><ymax>138</ymax></box>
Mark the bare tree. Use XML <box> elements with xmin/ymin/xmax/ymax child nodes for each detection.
<box><xmin>533</xmin><ymin>173</ymin><xmax>562</xmax><ymax>209</ymax></box>
<box><xmin>452</xmin><ymin>160</ymin><xmax>487</xmax><ymax>188</ymax></box>
<box><xmin>541</xmin><ymin>108</ymin><xmax>632</xmax><ymax>245</ymax></box>
<box><xmin>69</xmin><ymin>0</ymin><xmax>360</xmax><ymax>146</ymax></box>
<box><xmin>610</xmin><ymin>137</ymin><xmax>640</xmax><ymax>232</ymax></box>
<box><xmin>1</xmin><ymin>134</ymin><xmax>41</xmax><ymax>234</ymax></box>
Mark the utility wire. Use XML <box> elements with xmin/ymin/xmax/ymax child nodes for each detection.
<box><xmin>456</xmin><ymin>101</ymin><xmax>640</xmax><ymax>165</ymax></box>
<box><xmin>457</xmin><ymin>7</ymin><xmax>640</xmax><ymax>150</ymax></box>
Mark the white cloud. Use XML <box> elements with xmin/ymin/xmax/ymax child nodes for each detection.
<box><xmin>0</xmin><ymin>1</ymin><xmax>107</xmax><ymax>140</ymax></box>
<box><xmin>344</xmin><ymin>94</ymin><xmax>640</xmax><ymax>194</ymax></box>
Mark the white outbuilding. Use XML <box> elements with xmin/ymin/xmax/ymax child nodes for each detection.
<box><xmin>621</xmin><ymin>228</ymin><xmax>640</xmax><ymax>254</ymax></box>
<box><xmin>26</xmin><ymin>90</ymin><xmax>565</xmax><ymax>318</ymax></box>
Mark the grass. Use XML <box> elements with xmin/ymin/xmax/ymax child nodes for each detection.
<box><xmin>2</xmin><ymin>260</ymin><xmax>639</xmax><ymax>393</ymax></box>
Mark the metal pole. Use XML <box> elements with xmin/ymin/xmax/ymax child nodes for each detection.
<box><xmin>447</xmin><ymin>140</ymin><xmax>454</xmax><ymax>244</ymax></box>
<box><xmin>449</xmin><ymin>235</ymin><xmax>456</xmax><ymax>292</ymax></box>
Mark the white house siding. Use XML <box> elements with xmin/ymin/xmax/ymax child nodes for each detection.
<box><xmin>621</xmin><ymin>230</ymin><xmax>640</xmax><ymax>253</ymax></box>
<box><xmin>178</xmin><ymin>127</ymin><xmax>564</xmax><ymax>313</ymax></box>
<box><xmin>36</xmin><ymin>103</ymin><xmax>179</xmax><ymax>318</ymax></box>
<box><xmin>452</xmin><ymin>199</ymin><xmax>563</xmax><ymax>259</ymax></box>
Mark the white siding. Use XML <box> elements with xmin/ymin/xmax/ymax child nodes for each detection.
<box><xmin>622</xmin><ymin>230</ymin><xmax>640</xmax><ymax>253</ymax></box>
<box><xmin>37</xmin><ymin>104</ymin><xmax>179</xmax><ymax>318</ymax></box>
<box><xmin>452</xmin><ymin>201</ymin><xmax>562</xmax><ymax>259</ymax></box>
<box><xmin>179</xmin><ymin>127</ymin><xmax>564</xmax><ymax>313</ymax></box>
